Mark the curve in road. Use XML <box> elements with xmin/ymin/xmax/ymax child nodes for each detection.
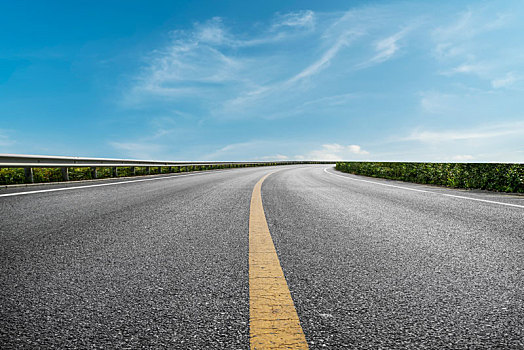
<box><xmin>1</xmin><ymin>165</ymin><xmax>523</xmax><ymax>349</ymax></box>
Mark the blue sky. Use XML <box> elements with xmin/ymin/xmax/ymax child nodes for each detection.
<box><xmin>1</xmin><ymin>0</ymin><xmax>523</xmax><ymax>162</ymax></box>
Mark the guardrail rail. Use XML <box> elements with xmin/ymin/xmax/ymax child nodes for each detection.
<box><xmin>0</xmin><ymin>153</ymin><xmax>331</xmax><ymax>184</ymax></box>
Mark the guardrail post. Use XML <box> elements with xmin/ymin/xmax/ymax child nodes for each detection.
<box><xmin>61</xmin><ymin>167</ymin><xmax>69</xmax><ymax>181</ymax></box>
<box><xmin>112</xmin><ymin>167</ymin><xmax>118</xmax><ymax>177</ymax></box>
<box><xmin>131</xmin><ymin>167</ymin><xmax>136</xmax><ymax>176</ymax></box>
<box><xmin>146</xmin><ymin>166</ymin><xmax>151</xmax><ymax>175</ymax></box>
<box><xmin>24</xmin><ymin>167</ymin><xmax>34</xmax><ymax>183</ymax></box>
<box><xmin>91</xmin><ymin>167</ymin><xmax>97</xmax><ymax>179</ymax></box>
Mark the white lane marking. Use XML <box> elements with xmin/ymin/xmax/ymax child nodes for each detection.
<box><xmin>0</xmin><ymin>170</ymin><xmax>231</xmax><ymax>198</ymax></box>
<box><xmin>324</xmin><ymin>168</ymin><xmax>524</xmax><ymax>209</ymax></box>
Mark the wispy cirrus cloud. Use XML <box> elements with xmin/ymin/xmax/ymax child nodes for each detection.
<box><xmin>272</xmin><ymin>10</ymin><xmax>315</xmax><ymax>30</ymax></box>
<box><xmin>356</xmin><ymin>27</ymin><xmax>412</xmax><ymax>68</ymax></box>
<box><xmin>126</xmin><ymin>12</ymin><xmax>321</xmax><ymax>113</ymax></box>
<box><xmin>433</xmin><ymin>10</ymin><xmax>512</xmax><ymax>57</ymax></box>
<box><xmin>288</xmin><ymin>30</ymin><xmax>360</xmax><ymax>83</ymax></box>
<box><xmin>4</xmin><ymin>1</ymin><xmax>524</xmax><ymax>163</ymax></box>
<box><xmin>403</xmin><ymin>121</ymin><xmax>524</xmax><ymax>143</ymax></box>
<box><xmin>127</xmin><ymin>6</ymin><xmax>420</xmax><ymax>121</ymax></box>
<box><xmin>375</xmin><ymin>120</ymin><xmax>524</xmax><ymax>162</ymax></box>
<box><xmin>302</xmin><ymin>93</ymin><xmax>357</xmax><ymax>107</ymax></box>
<box><xmin>220</xmin><ymin>28</ymin><xmax>361</xmax><ymax>114</ymax></box>
<box><xmin>432</xmin><ymin>5</ymin><xmax>523</xmax><ymax>91</ymax></box>
<box><xmin>116</xmin><ymin>2</ymin><xmax>524</xmax><ymax>162</ymax></box>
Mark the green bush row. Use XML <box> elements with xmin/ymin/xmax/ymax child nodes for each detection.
<box><xmin>335</xmin><ymin>162</ymin><xmax>524</xmax><ymax>193</ymax></box>
<box><xmin>0</xmin><ymin>162</ymin><xmax>326</xmax><ymax>186</ymax></box>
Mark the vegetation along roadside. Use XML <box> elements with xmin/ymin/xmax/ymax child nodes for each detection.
<box><xmin>336</xmin><ymin>162</ymin><xmax>524</xmax><ymax>193</ymax></box>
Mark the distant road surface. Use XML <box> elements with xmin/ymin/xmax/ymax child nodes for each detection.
<box><xmin>1</xmin><ymin>165</ymin><xmax>523</xmax><ymax>349</ymax></box>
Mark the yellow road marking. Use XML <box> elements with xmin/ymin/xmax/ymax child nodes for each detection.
<box><xmin>249</xmin><ymin>173</ymin><xmax>308</xmax><ymax>349</ymax></box>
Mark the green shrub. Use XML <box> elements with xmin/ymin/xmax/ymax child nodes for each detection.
<box><xmin>336</xmin><ymin>162</ymin><xmax>524</xmax><ymax>193</ymax></box>
<box><xmin>0</xmin><ymin>168</ymin><xmax>25</xmax><ymax>184</ymax></box>
<box><xmin>0</xmin><ymin>161</ymin><xmax>330</xmax><ymax>185</ymax></box>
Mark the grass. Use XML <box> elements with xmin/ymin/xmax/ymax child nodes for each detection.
<box><xmin>335</xmin><ymin>162</ymin><xmax>524</xmax><ymax>193</ymax></box>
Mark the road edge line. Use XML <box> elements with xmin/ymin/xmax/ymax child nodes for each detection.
<box><xmin>0</xmin><ymin>168</ymin><xmax>244</xmax><ymax>198</ymax></box>
<box><xmin>324</xmin><ymin>167</ymin><xmax>524</xmax><ymax>209</ymax></box>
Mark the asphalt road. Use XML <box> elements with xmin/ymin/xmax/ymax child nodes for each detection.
<box><xmin>1</xmin><ymin>165</ymin><xmax>523</xmax><ymax>349</ymax></box>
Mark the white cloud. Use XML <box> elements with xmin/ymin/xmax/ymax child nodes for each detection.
<box><xmin>202</xmin><ymin>141</ymin><xmax>370</xmax><ymax>161</ymax></box>
<box><xmin>443</xmin><ymin>63</ymin><xmax>488</xmax><ymax>76</ymax></box>
<box><xmin>258</xmin><ymin>154</ymin><xmax>289</xmax><ymax>160</ymax></box>
<box><xmin>195</xmin><ymin>17</ymin><xmax>228</xmax><ymax>45</ymax></box>
<box><xmin>491</xmin><ymin>72</ymin><xmax>517</xmax><ymax>88</ymax></box>
<box><xmin>439</xmin><ymin>60</ymin><xmax>521</xmax><ymax>91</ymax></box>
<box><xmin>301</xmin><ymin>143</ymin><xmax>370</xmax><ymax>160</ymax></box>
<box><xmin>452</xmin><ymin>154</ymin><xmax>474</xmax><ymax>161</ymax></box>
<box><xmin>347</xmin><ymin>145</ymin><xmax>369</xmax><ymax>154</ymax></box>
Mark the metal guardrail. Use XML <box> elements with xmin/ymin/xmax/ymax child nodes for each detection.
<box><xmin>0</xmin><ymin>153</ymin><xmax>328</xmax><ymax>183</ymax></box>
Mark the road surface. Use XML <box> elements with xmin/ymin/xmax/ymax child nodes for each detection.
<box><xmin>1</xmin><ymin>165</ymin><xmax>523</xmax><ymax>349</ymax></box>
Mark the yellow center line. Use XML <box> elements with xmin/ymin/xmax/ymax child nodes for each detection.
<box><xmin>249</xmin><ymin>173</ymin><xmax>309</xmax><ymax>349</ymax></box>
